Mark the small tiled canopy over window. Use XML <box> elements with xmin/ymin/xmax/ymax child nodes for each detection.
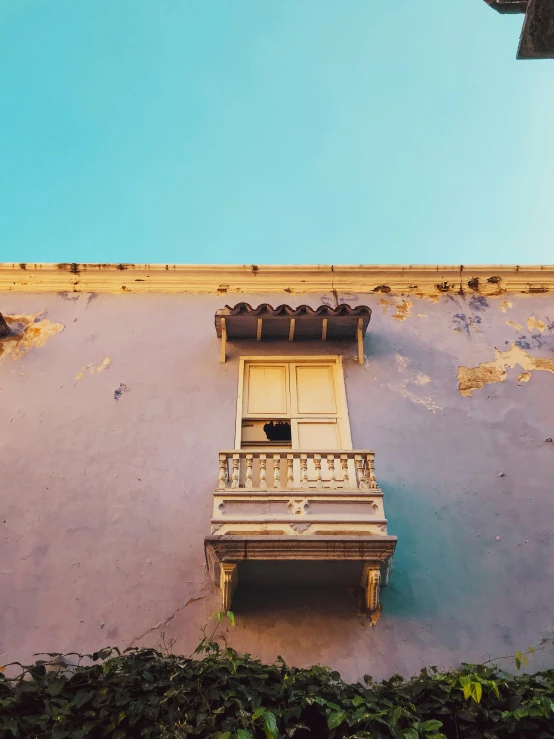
<box><xmin>214</xmin><ymin>303</ymin><xmax>371</xmax><ymax>363</ymax></box>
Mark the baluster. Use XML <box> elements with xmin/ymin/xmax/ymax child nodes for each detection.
<box><xmin>366</xmin><ymin>453</ymin><xmax>377</xmax><ymax>489</ymax></box>
<box><xmin>287</xmin><ymin>454</ymin><xmax>294</xmax><ymax>488</ymax></box>
<box><xmin>340</xmin><ymin>454</ymin><xmax>349</xmax><ymax>488</ymax></box>
<box><xmin>259</xmin><ymin>454</ymin><xmax>267</xmax><ymax>489</ymax></box>
<box><xmin>231</xmin><ymin>454</ymin><xmax>240</xmax><ymax>489</ymax></box>
<box><xmin>273</xmin><ymin>453</ymin><xmax>281</xmax><ymax>488</ymax></box>
<box><xmin>355</xmin><ymin>454</ymin><xmax>368</xmax><ymax>490</ymax></box>
<box><xmin>314</xmin><ymin>454</ymin><xmax>322</xmax><ymax>488</ymax></box>
<box><xmin>327</xmin><ymin>454</ymin><xmax>336</xmax><ymax>488</ymax></box>
<box><xmin>218</xmin><ymin>453</ymin><xmax>228</xmax><ymax>489</ymax></box>
<box><xmin>245</xmin><ymin>453</ymin><xmax>253</xmax><ymax>488</ymax></box>
<box><xmin>300</xmin><ymin>454</ymin><xmax>308</xmax><ymax>488</ymax></box>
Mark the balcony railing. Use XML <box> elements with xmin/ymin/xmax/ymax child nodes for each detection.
<box><xmin>217</xmin><ymin>449</ymin><xmax>378</xmax><ymax>491</ymax></box>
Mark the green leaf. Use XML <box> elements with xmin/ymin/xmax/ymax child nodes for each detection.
<box><xmin>421</xmin><ymin>719</ymin><xmax>443</xmax><ymax>731</ymax></box>
<box><xmin>73</xmin><ymin>691</ymin><xmax>94</xmax><ymax>709</ymax></box>
<box><xmin>237</xmin><ymin>730</ymin><xmax>252</xmax><ymax>739</ymax></box>
<box><xmin>264</xmin><ymin>710</ymin><xmax>278</xmax><ymax>739</ymax></box>
<box><xmin>514</xmin><ymin>651</ymin><xmax>528</xmax><ymax>670</ymax></box>
<box><xmin>227</xmin><ymin>611</ymin><xmax>235</xmax><ymax>627</ymax></box>
<box><xmin>391</xmin><ymin>706</ymin><xmax>402</xmax><ymax>726</ymax></box>
<box><xmin>403</xmin><ymin>730</ymin><xmax>419</xmax><ymax>739</ymax></box>
<box><xmin>351</xmin><ymin>695</ymin><xmax>364</xmax><ymax>707</ymax></box>
<box><xmin>327</xmin><ymin>711</ymin><xmax>346</xmax><ymax>730</ymax></box>
<box><xmin>252</xmin><ymin>707</ymin><xmax>266</xmax><ymax>721</ymax></box>
<box><xmin>47</xmin><ymin>677</ymin><xmax>67</xmax><ymax>697</ymax></box>
<box><xmin>463</xmin><ymin>683</ymin><xmax>472</xmax><ymax>700</ymax></box>
<box><xmin>470</xmin><ymin>682</ymin><xmax>482</xmax><ymax>704</ymax></box>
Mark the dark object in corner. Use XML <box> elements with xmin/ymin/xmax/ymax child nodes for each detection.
<box><xmin>0</xmin><ymin>312</ymin><xmax>10</xmax><ymax>337</ymax></box>
<box><xmin>484</xmin><ymin>0</ymin><xmax>528</xmax><ymax>12</ymax></box>
<box><xmin>484</xmin><ymin>0</ymin><xmax>554</xmax><ymax>60</ymax></box>
<box><xmin>263</xmin><ymin>421</ymin><xmax>292</xmax><ymax>442</ymax></box>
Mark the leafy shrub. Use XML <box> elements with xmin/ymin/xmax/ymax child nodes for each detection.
<box><xmin>1</xmin><ymin>637</ymin><xmax>553</xmax><ymax>738</ymax></box>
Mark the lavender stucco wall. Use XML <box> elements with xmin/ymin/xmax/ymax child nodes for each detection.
<box><xmin>1</xmin><ymin>290</ymin><xmax>553</xmax><ymax>681</ymax></box>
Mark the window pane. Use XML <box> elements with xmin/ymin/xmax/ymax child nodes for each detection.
<box><xmin>246</xmin><ymin>365</ymin><xmax>288</xmax><ymax>415</ymax></box>
<box><xmin>295</xmin><ymin>365</ymin><xmax>337</xmax><ymax>414</ymax></box>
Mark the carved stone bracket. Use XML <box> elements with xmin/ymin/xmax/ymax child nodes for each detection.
<box><xmin>219</xmin><ymin>563</ymin><xmax>238</xmax><ymax>612</ymax></box>
<box><xmin>361</xmin><ymin>564</ymin><xmax>381</xmax><ymax>614</ymax></box>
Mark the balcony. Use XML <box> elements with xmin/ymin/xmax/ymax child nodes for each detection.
<box><xmin>204</xmin><ymin>449</ymin><xmax>397</xmax><ymax>615</ymax></box>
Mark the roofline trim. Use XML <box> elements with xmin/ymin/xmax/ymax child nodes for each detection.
<box><xmin>1</xmin><ymin>263</ymin><xmax>553</xmax><ymax>296</ymax></box>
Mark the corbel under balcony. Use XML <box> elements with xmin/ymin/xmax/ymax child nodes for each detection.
<box><xmin>215</xmin><ymin>303</ymin><xmax>371</xmax><ymax>364</ymax></box>
<box><xmin>204</xmin><ymin>449</ymin><xmax>397</xmax><ymax>616</ymax></box>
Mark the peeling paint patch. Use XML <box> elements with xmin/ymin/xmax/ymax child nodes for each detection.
<box><xmin>0</xmin><ymin>312</ymin><xmax>64</xmax><ymax>361</ymax></box>
<box><xmin>526</xmin><ymin>316</ymin><xmax>546</xmax><ymax>333</ymax></box>
<box><xmin>499</xmin><ymin>300</ymin><xmax>512</xmax><ymax>313</ymax></box>
<box><xmin>458</xmin><ymin>343</ymin><xmax>554</xmax><ymax>397</ymax></box>
<box><xmin>75</xmin><ymin>357</ymin><xmax>111</xmax><ymax>380</ymax></box>
<box><xmin>114</xmin><ymin>383</ymin><xmax>130</xmax><ymax>400</ymax></box>
<box><xmin>416</xmin><ymin>313</ymin><xmax>428</xmax><ymax>318</ymax></box>
<box><xmin>385</xmin><ymin>382</ymin><xmax>441</xmax><ymax>412</ymax></box>
<box><xmin>395</xmin><ymin>354</ymin><xmax>410</xmax><ymax>372</ymax></box>
<box><xmin>517</xmin><ymin>372</ymin><xmax>531</xmax><ymax>383</ymax></box>
<box><xmin>385</xmin><ymin>361</ymin><xmax>438</xmax><ymax>411</ymax></box>
<box><xmin>378</xmin><ymin>298</ymin><xmax>412</xmax><ymax>321</ymax></box>
<box><xmin>414</xmin><ymin>373</ymin><xmax>432</xmax><ymax>386</ymax></box>
<box><xmin>415</xmin><ymin>293</ymin><xmax>440</xmax><ymax>303</ymax></box>
<box><xmin>505</xmin><ymin>320</ymin><xmax>523</xmax><ymax>331</ymax></box>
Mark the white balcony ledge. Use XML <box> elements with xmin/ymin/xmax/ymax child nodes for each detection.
<box><xmin>204</xmin><ymin>449</ymin><xmax>396</xmax><ymax>616</ymax></box>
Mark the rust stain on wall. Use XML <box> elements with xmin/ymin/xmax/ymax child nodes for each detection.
<box><xmin>458</xmin><ymin>343</ymin><xmax>554</xmax><ymax>397</ymax></box>
<box><xmin>499</xmin><ymin>300</ymin><xmax>512</xmax><ymax>313</ymax></box>
<box><xmin>526</xmin><ymin>316</ymin><xmax>546</xmax><ymax>333</ymax></box>
<box><xmin>0</xmin><ymin>312</ymin><xmax>64</xmax><ymax>360</ymax></box>
<box><xmin>75</xmin><ymin>357</ymin><xmax>111</xmax><ymax>380</ymax></box>
<box><xmin>505</xmin><ymin>320</ymin><xmax>523</xmax><ymax>331</ymax></box>
<box><xmin>378</xmin><ymin>298</ymin><xmax>413</xmax><ymax>321</ymax></box>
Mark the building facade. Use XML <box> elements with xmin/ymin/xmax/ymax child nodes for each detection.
<box><xmin>1</xmin><ymin>263</ymin><xmax>553</xmax><ymax>682</ymax></box>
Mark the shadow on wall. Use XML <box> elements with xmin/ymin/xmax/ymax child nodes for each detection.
<box><xmin>232</xmin><ymin>585</ymin><xmax>359</xmax><ymax>618</ymax></box>
<box><xmin>380</xmin><ymin>481</ymin><xmax>487</xmax><ymax>626</ymax></box>
<box><xmin>225</xmin><ymin>481</ymin><xmax>486</xmax><ymax>628</ymax></box>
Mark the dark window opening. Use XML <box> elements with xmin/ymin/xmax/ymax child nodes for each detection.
<box><xmin>263</xmin><ymin>421</ymin><xmax>292</xmax><ymax>442</ymax></box>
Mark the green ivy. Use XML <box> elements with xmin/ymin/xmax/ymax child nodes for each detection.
<box><xmin>1</xmin><ymin>644</ymin><xmax>553</xmax><ymax>738</ymax></box>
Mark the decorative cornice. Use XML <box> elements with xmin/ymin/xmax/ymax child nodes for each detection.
<box><xmin>1</xmin><ymin>263</ymin><xmax>554</xmax><ymax>296</ymax></box>
<box><xmin>205</xmin><ymin>535</ymin><xmax>398</xmax><ymax>563</ymax></box>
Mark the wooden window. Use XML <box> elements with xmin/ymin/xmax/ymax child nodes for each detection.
<box><xmin>235</xmin><ymin>356</ymin><xmax>352</xmax><ymax>451</ymax></box>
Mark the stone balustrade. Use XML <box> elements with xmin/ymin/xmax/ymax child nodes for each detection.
<box><xmin>217</xmin><ymin>449</ymin><xmax>378</xmax><ymax>491</ymax></box>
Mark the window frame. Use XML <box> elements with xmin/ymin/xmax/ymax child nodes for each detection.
<box><xmin>234</xmin><ymin>355</ymin><xmax>352</xmax><ymax>450</ymax></box>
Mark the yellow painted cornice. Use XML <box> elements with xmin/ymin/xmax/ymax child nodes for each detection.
<box><xmin>0</xmin><ymin>263</ymin><xmax>553</xmax><ymax>296</ymax></box>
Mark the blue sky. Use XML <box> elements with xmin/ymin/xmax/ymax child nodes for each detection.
<box><xmin>1</xmin><ymin>1</ymin><xmax>552</xmax><ymax>265</ymax></box>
